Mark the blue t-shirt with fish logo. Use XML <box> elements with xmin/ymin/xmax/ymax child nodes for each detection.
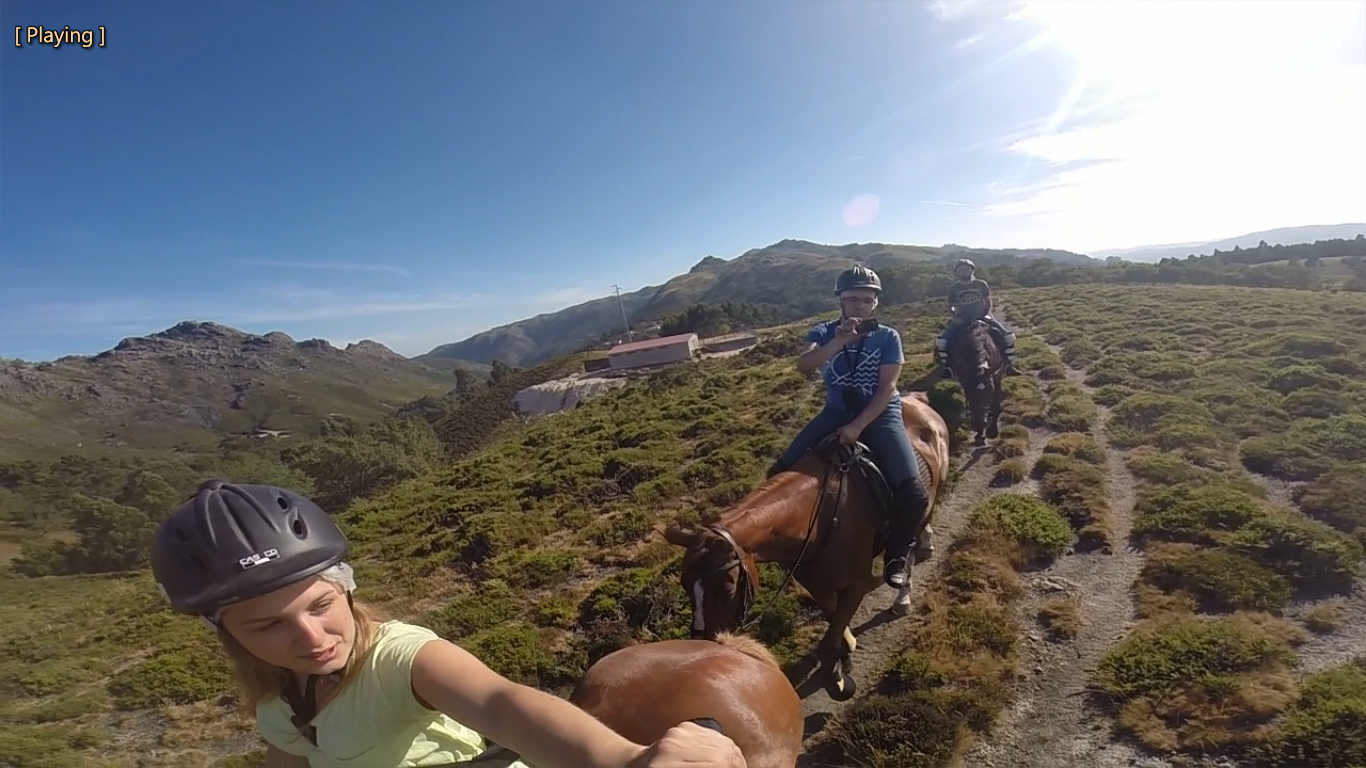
<box><xmin>807</xmin><ymin>320</ymin><xmax>904</xmax><ymax>412</ymax></box>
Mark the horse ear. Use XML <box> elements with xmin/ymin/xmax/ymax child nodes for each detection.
<box><xmin>663</xmin><ymin>526</ymin><xmax>699</xmax><ymax>547</ymax></box>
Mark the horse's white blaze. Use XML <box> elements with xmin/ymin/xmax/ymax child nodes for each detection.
<box><xmin>843</xmin><ymin>626</ymin><xmax>856</xmax><ymax>653</ymax></box>
<box><xmin>691</xmin><ymin>580</ymin><xmax>706</xmax><ymax>632</ymax></box>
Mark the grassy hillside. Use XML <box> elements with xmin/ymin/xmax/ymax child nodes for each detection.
<box><xmin>4</xmin><ymin>284</ymin><xmax>1366</xmax><ymax>768</ymax></box>
<box><xmin>0</xmin><ymin>322</ymin><xmax>455</xmax><ymax>461</ymax></box>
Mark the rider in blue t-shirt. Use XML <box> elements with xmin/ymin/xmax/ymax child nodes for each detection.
<box><xmin>766</xmin><ymin>265</ymin><xmax>931</xmax><ymax>589</ymax></box>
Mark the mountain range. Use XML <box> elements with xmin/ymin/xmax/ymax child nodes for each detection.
<box><xmin>415</xmin><ymin>239</ymin><xmax>1095</xmax><ymax>368</ymax></box>
<box><xmin>1089</xmin><ymin>223</ymin><xmax>1366</xmax><ymax>263</ymax></box>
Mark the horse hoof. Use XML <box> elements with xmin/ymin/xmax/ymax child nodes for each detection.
<box><xmin>986</xmin><ymin>425</ymin><xmax>1000</xmax><ymax>439</ymax></box>
<box><xmin>973</xmin><ymin>435</ymin><xmax>987</xmax><ymax>447</ymax></box>
<box><xmin>828</xmin><ymin>672</ymin><xmax>858</xmax><ymax>702</ymax></box>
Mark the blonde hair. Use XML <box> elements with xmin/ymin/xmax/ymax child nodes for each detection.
<box><xmin>217</xmin><ymin>575</ymin><xmax>389</xmax><ymax>714</ymax></box>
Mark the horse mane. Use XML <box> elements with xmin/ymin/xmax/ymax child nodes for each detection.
<box><xmin>713</xmin><ymin>632</ymin><xmax>782</xmax><ymax>671</ymax></box>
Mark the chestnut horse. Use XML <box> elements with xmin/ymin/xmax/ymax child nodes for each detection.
<box><xmin>947</xmin><ymin>318</ymin><xmax>1005</xmax><ymax>446</ymax></box>
<box><xmin>663</xmin><ymin>392</ymin><xmax>950</xmax><ymax>701</ymax></box>
<box><xmin>468</xmin><ymin>634</ymin><xmax>803</xmax><ymax>768</ymax></box>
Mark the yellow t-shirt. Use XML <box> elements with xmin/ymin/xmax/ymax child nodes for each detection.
<box><xmin>257</xmin><ymin>620</ymin><xmax>528</xmax><ymax>768</ymax></box>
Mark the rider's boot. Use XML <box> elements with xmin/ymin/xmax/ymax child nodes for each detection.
<box><xmin>883</xmin><ymin>480</ymin><xmax>930</xmax><ymax>589</ymax></box>
<box><xmin>993</xmin><ymin>329</ymin><xmax>1023</xmax><ymax>376</ymax></box>
<box><xmin>934</xmin><ymin>345</ymin><xmax>953</xmax><ymax>378</ymax></box>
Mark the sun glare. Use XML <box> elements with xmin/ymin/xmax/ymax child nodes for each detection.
<box><xmin>1018</xmin><ymin>0</ymin><xmax>1345</xmax><ymax>94</ymax></box>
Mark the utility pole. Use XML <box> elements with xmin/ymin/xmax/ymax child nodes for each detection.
<box><xmin>611</xmin><ymin>285</ymin><xmax>635</xmax><ymax>343</ymax></box>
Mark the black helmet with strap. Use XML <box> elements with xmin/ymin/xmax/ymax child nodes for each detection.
<box><xmin>151</xmin><ymin>479</ymin><xmax>349</xmax><ymax>616</ymax></box>
<box><xmin>834</xmin><ymin>264</ymin><xmax>882</xmax><ymax>295</ymax></box>
<box><xmin>954</xmin><ymin>258</ymin><xmax>976</xmax><ymax>271</ymax></box>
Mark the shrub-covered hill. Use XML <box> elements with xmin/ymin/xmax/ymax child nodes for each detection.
<box><xmin>0</xmin><ymin>299</ymin><xmax>967</xmax><ymax>768</ymax></box>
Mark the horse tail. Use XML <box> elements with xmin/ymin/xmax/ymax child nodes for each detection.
<box><xmin>712</xmin><ymin>631</ymin><xmax>782</xmax><ymax>671</ymax></box>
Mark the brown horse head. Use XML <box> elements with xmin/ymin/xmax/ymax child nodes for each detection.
<box><xmin>663</xmin><ymin>525</ymin><xmax>760</xmax><ymax>640</ymax></box>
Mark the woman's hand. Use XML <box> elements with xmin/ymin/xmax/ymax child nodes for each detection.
<box><xmin>837</xmin><ymin>422</ymin><xmax>863</xmax><ymax>446</ymax></box>
<box><xmin>833</xmin><ymin>317</ymin><xmax>861</xmax><ymax>345</ymax></box>
<box><xmin>626</xmin><ymin>721</ymin><xmax>747</xmax><ymax>767</ymax></box>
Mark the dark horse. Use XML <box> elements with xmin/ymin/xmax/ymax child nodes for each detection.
<box><xmin>663</xmin><ymin>392</ymin><xmax>950</xmax><ymax>701</ymax></box>
<box><xmin>947</xmin><ymin>318</ymin><xmax>1005</xmax><ymax>445</ymax></box>
<box><xmin>471</xmin><ymin>634</ymin><xmax>804</xmax><ymax>768</ymax></box>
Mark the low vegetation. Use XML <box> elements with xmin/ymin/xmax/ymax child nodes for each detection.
<box><xmin>1011</xmin><ymin>283</ymin><xmax>1366</xmax><ymax>764</ymax></box>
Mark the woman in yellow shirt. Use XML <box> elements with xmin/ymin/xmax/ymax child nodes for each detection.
<box><xmin>151</xmin><ymin>479</ymin><xmax>745</xmax><ymax>768</ymax></box>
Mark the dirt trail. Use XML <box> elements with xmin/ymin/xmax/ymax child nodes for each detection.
<box><xmin>965</xmin><ymin>341</ymin><xmax>1164</xmax><ymax>768</ymax></box>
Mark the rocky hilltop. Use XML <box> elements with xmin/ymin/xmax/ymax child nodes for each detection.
<box><xmin>0</xmin><ymin>321</ymin><xmax>454</xmax><ymax>459</ymax></box>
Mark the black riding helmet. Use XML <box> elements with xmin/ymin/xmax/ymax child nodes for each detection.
<box><xmin>151</xmin><ymin>479</ymin><xmax>349</xmax><ymax>617</ymax></box>
<box><xmin>834</xmin><ymin>264</ymin><xmax>882</xmax><ymax>295</ymax></box>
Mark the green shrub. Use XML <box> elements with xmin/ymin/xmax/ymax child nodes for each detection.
<box><xmin>1132</xmin><ymin>482</ymin><xmax>1263</xmax><ymax>544</ymax></box>
<box><xmin>1092</xmin><ymin>615</ymin><xmax>1300</xmax><ymax>751</ymax></box>
<box><xmin>1142</xmin><ymin>546</ymin><xmax>1292</xmax><ymax>613</ymax></box>
<box><xmin>1042</xmin><ymin>433</ymin><xmax>1107</xmax><ymax>465</ymax></box>
<box><xmin>969</xmin><ymin>494</ymin><xmax>1073</xmax><ymax>563</ymax></box>
<box><xmin>106</xmin><ymin>642</ymin><xmax>232</xmax><ymax>710</ymax></box>
<box><xmin>1250</xmin><ymin>658</ymin><xmax>1366</xmax><ymax>767</ymax></box>
<box><xmin>1230</xmin><ymin>515</ymin><xmax>1362</xmax><ymax>593</ymax></box>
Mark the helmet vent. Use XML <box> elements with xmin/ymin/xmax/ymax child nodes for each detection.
<box><xmin>188</xmin><ymin>552</ymin><xmax>206</xmax><ymax>571</ymax></box>
<box><xmin>291</xmin><ymin>518</ymin><xmax>307</xmax><ymax>537</ymax></box>
<box><xmin>275</xmin><ymin>495</ymin><xmax>290</xmax><ymax>511</ymax></box>
<box><xmin>173</xmin><ymin>527</ymin><xmax>191</xmax><ymax>543</ymax></box>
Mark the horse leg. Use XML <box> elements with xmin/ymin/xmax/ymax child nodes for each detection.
<box><xmin>971</xmin><ymin>387</ymin><xmax>988</xmax><ymax>446</ymax></box>
<box><xmin>987</xmin><ymin>373</ymin><xmax>1004</xmax><ymax>438</ymax></box>
<box><xmin>819</xmin><ymin>586</ymin><xmax>868</xmax><ymax>702</ymax></box>
<box><xmin>808</xmin><ymin>588</ymin><xmax>856</xmax><ymax>657</ymax></box>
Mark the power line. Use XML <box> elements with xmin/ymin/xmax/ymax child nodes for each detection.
<box><xmin>611</xmin><ymin>284</ymin><xmax>635</xmax><ymax>343</ymax></box>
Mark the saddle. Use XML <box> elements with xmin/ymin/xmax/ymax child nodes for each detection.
<box><xmin>812</xmin><ymin>436</ymin><xmax>898</xmax><ymax>531</ymax></box>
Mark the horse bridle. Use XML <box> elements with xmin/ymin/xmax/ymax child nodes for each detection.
<box><xmin>689</xmin><ymin>524</ymin><xmax>757</xmax><ymax>640</ymax></box>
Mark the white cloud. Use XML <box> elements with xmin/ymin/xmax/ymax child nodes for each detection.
<box><xmin>926</xmin><ymin>0</ymin><xmax>1001</xmax><ymax>23</ymax></box>
<box><xmin>532</xmin><ymin>286</ymin><xmax>601</xmax><ymax>306</ymax></box>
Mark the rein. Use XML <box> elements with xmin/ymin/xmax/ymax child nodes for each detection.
<box><xmin>711</xmin><ymin>441</ymin><xmax>863</xmax><ymax>634</ymax></box>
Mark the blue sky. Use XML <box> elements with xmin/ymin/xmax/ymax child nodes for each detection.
<box><xmin>2</xmin><ymin>0</ymin><xmax>1363</xmax><ymax>360</ymax></box>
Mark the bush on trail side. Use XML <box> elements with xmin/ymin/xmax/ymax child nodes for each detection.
<box><xmin>1293</xmin><ymin>464</ymin><xmax>1366</xmax><ymax>545</ymax></box>
<box><xmin>1092</xmin><ymin>613</ymin><xmax>1305</xmax><ymax>753</ymax></box>
<box><xmin>1032</xmin><ymin>451</ymin><xmax>1112</xmax><ymax>550</ymax></box>
<box><xmin>1042</xmin><ymin>380</ymin><xmax>1099</xmax><ymax>433</ymax></box>
<box><xmin>1140</xmin><ymin>544</ymin><xmax>1292</xmax><ymax>614</ymax></box>
<box><xmin>815</xmin><ymin>493</ymin><xmax>1071</xmax><ymax>767</ymax></box>
<box><xmin>991</xmin><ymin>458</ymin><xmax>1028</xmax><ymax>487</ymax></box>
<box><xmin>1248</xmin><ymin>657</ymin><xmax>1366</xmax><ymax>768</ymax></box>
<box><xmin>1042</xmin><ymin>432</ymin><xmax>1107</xmax><ymax>466</ymax></box>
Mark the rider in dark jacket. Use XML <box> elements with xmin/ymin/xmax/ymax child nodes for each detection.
<box><xmin>766</xmin><ymin>265</ymin><xmax>932</xmax><ymax>589</ymax></box>
<box><xmin>934</xmin><ymin>258</ymin><xmax>1020</xmax><ymax>376</ymax></box>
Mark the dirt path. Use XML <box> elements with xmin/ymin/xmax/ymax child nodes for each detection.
<box><xmin>964</xmin><ymin>341</ymin><xmax>1163</xmax><ymax>768</ymax></box>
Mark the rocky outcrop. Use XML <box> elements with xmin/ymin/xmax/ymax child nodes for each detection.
<box><xmin>512</xmin><ymin>374</ymin><xmax>628</xmax><ymax>417</ymax></box>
